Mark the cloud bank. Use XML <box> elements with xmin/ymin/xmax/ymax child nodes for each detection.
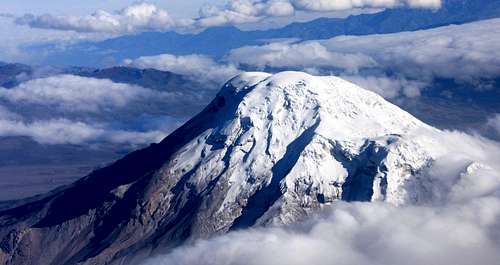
<box><xmin>0</xmin><ymin>75</ymin><xmax>171</xmax><ymax>112</ymax></box>
<box><xmin>0</xmin><ymin>117</ymin><xmax>167</xmax><ymax>145</ymax></box>
<box><xmin>14</xmin><ymin>0</ymin><xmax>441</xmax><ymax>33</ymax></box>
<box><xmin>144</xmin><ymin>129</ymin><xmax>500</xmax><ymax>265</ymax></box>
<box><xmin>0</xmin><ymin>75</ymin><xmax>187</xmax><ymax>145</ymax></box>
<box><xmin>146</xmin><ymin>200</ymin><xmax>500</xmax><ymax>265</ymax></box>
<box><xmin>320</xmin><ymin>18</ymin><xmax>500</xmax><ymax>82</ymax></box>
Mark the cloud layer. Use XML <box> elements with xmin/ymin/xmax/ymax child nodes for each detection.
<box><xmin>0</xmin><ymin>118</ymin><xmax>167</xmax><ymax>145</ymax></box>
<box><xmin>146</xmin><ymin>200</ymin><xmax>500</xmax><ymax>265</ymax></box>
<box><xmin>0</xmin><ymin>74</ymin><xmax>170</xmax><ymax>112</ymax></box>
<box><xmin>14</xmin><ymin>0</ymin><xmax>441</xmax><ymax>33</ymax></box>
<box><xmin>0</xmin><ymin>75</ymin><xmax>186</xmax><ymax>145</ymax></box>
<box><xmin>320</xmin><ymin>19</ymin><xmax>500</xmax><ymax>82</ymax></box>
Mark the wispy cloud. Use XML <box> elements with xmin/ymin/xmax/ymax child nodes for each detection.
<box><xmin>0</xmin><ymin>117</ymin><xmax>168</xmax><ymax>145</ymax></box>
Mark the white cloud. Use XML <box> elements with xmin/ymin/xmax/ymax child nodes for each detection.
<box><xmin>145</xmin><ymin>199</ymin><xmax>500</xmax><ymax>265</ymax></box>
<box><xmin>0</xmin><ymin>75</ymin><xmax>187</xmax><ymax>146</ymax></box>
<box><xmin>227</xmin><ymin>41</ymin><xmax>376</xmax><ymax>73</ymax></box>
<box><xmin>0</xmin><ymin>75</ymin><xmax>172</xmax><ymax>112</ymax></box>
<box><xmin>15</xmin><ymin>3</ymin><xmax>179</xmax><ymax>34</ymax></box>
<box><xmin>13</xmin><ymin>1</ymin><xmax>441</xmax><ymax>33</ymax></box>
<box><xmin>124</xmin><ymin>54</ymin><xmax>241</xmax><ymax>87</ymax></box>
<box><xmin>321</xmin><ymin>18</ymin><xmax>500</xmax><ymax>82</ymax></box>
<box><xmin>0</xmin><ymin>117</ymin><xmax>168</xmax><ymax>145</ymax></box>
<box><xmin>197</xmin><ymin>0</ymin><xmax>440</xmax><ymax>27</ymax></box>
<box><xmin>143</xmin><ymin>129</ymin><xmax>500</xmax><ymax>265</ymax></box>
<box><xmin>196</xmin><ymin>0</ymin><xmax>295</xmax><ymax>27</ymax></box>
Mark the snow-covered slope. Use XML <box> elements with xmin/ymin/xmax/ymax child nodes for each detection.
<box><xmin>1</xmin><ymin>71</ymin><xmax>495</xmax><ymax>265</ymax></box>
<box><xmin>161</xmin><ymin>71</ymin><xmax>447</xmax><ymax>227</ymax></box>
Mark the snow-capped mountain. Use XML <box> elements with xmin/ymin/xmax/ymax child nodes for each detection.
<box><xmin>0</xmin><ymin>72</ymin><xmax>494</xmax><ymax>264</ymax></box>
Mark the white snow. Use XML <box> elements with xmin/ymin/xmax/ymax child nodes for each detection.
<box><xmin>161</xmin><ymin>71</ymin><xmax>498</xmax><ymax>226</ymax></box>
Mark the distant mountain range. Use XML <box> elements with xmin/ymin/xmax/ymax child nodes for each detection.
<box><xmin>28</xmin><ymin>0</ymin><xmax>500</xmax><ymax>67</ymax></box>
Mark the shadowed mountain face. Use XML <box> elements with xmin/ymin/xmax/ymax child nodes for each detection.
<box><xmin>30</xmin><ymin>0</ymin><xmax>500</xmax><ymax>66</ymax></box>
<box><xmin>1</xmin><ymin>72</ymin><xmax>495</xmax><ymax>265</ymax></box>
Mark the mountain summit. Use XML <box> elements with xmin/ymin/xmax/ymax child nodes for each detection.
<box><xmin>0</xmin><ymin>72</ymin><xmax>488</xmax><ymax>264</ymax></box>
